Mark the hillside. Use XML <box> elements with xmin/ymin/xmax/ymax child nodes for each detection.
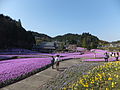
<box><xmin>30</xmin><ymin>31</ymin><xmax>52</xmax><ymax>45</ymax></box>
<box><xmin>31</xmin><ymin>32</ymin><xmax>100</xmax><ymax>49</ymax></box>
<box><xmin>0</xmin><ymin>14</ymin><xmax>107</xmax><ymax>50</ymax></box>
<box><xmin>53</xmin><ymin>33</ymin><xmax>100</xmax><ymax>49</ymax></box>
<box><xmin>0</xmin><ymin>14</ymin><xmax>35</xmax><ymax>49</ymax></box>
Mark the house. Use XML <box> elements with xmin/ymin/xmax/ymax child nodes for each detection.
<box><xmin>33</xmin><ymin>42</ymin><xmax>57</xmax><ymax>53</ymax></box>
<box><xmin>66</xmin><ymin>44</ymin><xmax>77</xmax><ymax>52</ymax></box>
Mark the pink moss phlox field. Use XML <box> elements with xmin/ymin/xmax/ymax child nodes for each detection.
<box><xmin>84</xmin><ymin>57</ymin><xmax>116</xmax><ymax>61</ymax></box>
<box><xmin>0</xmin><ymin>55</ymin><xmax>50</xmax><ymax>58</ymax></box>
<box><xmin>0</xmin><ymin>48</ymin><xmax>116</xmax><ymax>84</ymax></box>
<box><xmin>0</xmin><ymin>58</ymin><xmax>51</xmax><ymax>82</ymax></box>
<box><xmin>54</xmin><ymin>52</ymin><xmax>80</xmax><ymax>57</ymax></box>
<box><xmin>0</xmin><ymin>56</ymin><xmax>13</xmax><ymax>59</ymax></box>
<box><xmin>66</xmin><ymin>53</ymin><xmax>104</xmax><ymax>59</ymax></box>
<box><xmin>0</xmin><ymin>48</ymin><xmax>39</xmax><ymax>55</ymax></box>
<box><xmin>76</xmin><ymin>47</ymin><xmax>86</xmax><ymax>51</ymax></box>
<box><xmin>0</xmin><ymin>48</ymin><xmax>53</xmax><ymax>56</ymax></box>
<box><xmin>91</xmin><ymin>49</ymin><xmax>107</xmax><ymax>53</ymax></box>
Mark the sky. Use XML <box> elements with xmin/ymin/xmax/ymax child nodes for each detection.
<box><xmin>0</xmin><ymin>0</ymin><xmax>120</xmax><ymax>42</ymax></box>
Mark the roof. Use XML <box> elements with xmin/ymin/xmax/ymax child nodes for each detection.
<box><xmin>37</xmin><ymin>42</ymin><xmax>56</xmax><ymax>49</ymax></box>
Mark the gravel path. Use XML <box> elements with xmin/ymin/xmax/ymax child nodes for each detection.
<box><xmin>41</xmin><ymin>62</ymin><xmax>104</xmax><ymax>90</ymax></box>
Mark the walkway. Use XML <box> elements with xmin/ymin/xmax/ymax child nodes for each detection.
<box><xmin>1</xmin><ymin>59</ymin><xmax>82</xmax><ymax>90</ymax></box>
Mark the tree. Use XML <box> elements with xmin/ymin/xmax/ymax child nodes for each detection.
<box><xmin>0</xmin><ymin>14</ymin><xmax>35</xmax><ymax>49</ymax></box>
<box><xmin>81</xmin><ymin>33</ymin><xmax>99</xmax><ymax>50</ymax></box>
<box><xmin>18</xmin><ymin>19</ymin><xmax>22</xmax><ymax>27</ymax></box>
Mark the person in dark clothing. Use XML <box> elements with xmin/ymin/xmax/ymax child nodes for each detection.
<box><xmin>51</xmin><ymin>56</ymin><xmax>55</xmax><ymax>69</ymax></box>
<box><xmin>104</xmin><ymin>52</ymin><xmax>109</xmax><ymax>62</ymax></box>
<box><xmin>115</xmin><ymin>52</ymin><xmax>119</xmax><ymax>61</ymax></box>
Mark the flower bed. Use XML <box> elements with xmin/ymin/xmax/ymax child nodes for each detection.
<box><xmin>0</xmin><ymin>58</ymin><xmax>51</xmax><ymax>87</ymax></box>
<box><xmin>42</xmin><ymin>62</ymin><xmax>104</xmax><ymax>90</ymax></box>
<box><xmin>0</xmin><ymin>48</ymin><xmax>39</xmax><ymax>55</ymax></box>
<box><xmin>84</xmin><ymin>57</ymin><xmax>117</xmax><ymax>62</ymax></box>
<box><xmin>0</xmin><ymin>48</ymin><xmax>110</xmax><ymax>88</ymax></box>
<box><xmin>63</xmin><ymin>61</ymin><xmax>120</xmax><ymax>89</ymax></box>
<box><xmin>0</xmin><ymin>55</ymin><xmax>50</xmax><ymax>58</ymax></box>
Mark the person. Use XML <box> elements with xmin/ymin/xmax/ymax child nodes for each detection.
<box><xmin>55</xmin><ymin>55</ymin><xmax>60</xmax><ymax>71</ymax></box>
<box><xmin>114</xmin><ymin>52</ymin><xmax>116</xmax><ymax>57</ymax></box>
<box><xmin>111</xmin><ymin>52</ymin><xmax>114</xmax><ymax>57</ymax></box>
<box><xmin>51</xmin><ymin>56</ymin><xmax>55</xmax><ymax>69</ymax></box>
<box><xmin>115</xmin><ymin>52</ymin><xmax>119</xmax><ymax>61</ymax></box>
<box><xmin>109</xmin><ymin>52</ymin><xmax>112</xmax><ymax>57</ymax></box>
<box><xmin>104</xmin><ymin>52</ymin><xmax>109</xmax><ymax>62</ymax></box>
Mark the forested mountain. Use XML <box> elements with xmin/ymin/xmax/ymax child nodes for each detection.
<box><xmin>80</xmin><ymin>33</ymin><xmax>99</xmax><ymax>49</ymax></box>
<box><xmin>0</xmin><ymin>14</ymin><xmax>35</xmax><ymax>49</ymax></box>
<box><xmin>53</xmin><ymin>33</ymin><xmax>100</xmax><ymax>49</ymax></box>
<box><xmin>0</xmin><ymin>14</ymin><xmax>104</xmax><ymax>50</ymax></box>
<box><xmin>30</xmin><ymin>31</ymin><xmax>52</xmax><ymax>45</ymax></box>
<box><xmin>111</xmin><ymin>40</ymin><xmax>120</xmax><ymax>44</ymax></box>
<box><xmin>32</xmin><ymin>32</ymin><xmax>100</xmax><ymax>50</ymax></box>
<box><xmin>53</xmin><ymin>33</ymin><xmax>81</xmax><ymax>45</ymax></box>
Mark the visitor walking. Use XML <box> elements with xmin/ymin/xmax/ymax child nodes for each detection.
<box><xmin>104</xmin><ymin>52</ymin><xmax>109</xmax><ymax>62</ymax></box>
<box><xmin>51</xmin><ymin>56</ymin><xmax>55</xmax><ymax>69</ymax></box>
<box><xmin>115</xmin><ymin>52</ymin><xmax>119</xmax><ymax>61</ymax></box>
<box><xmin>111</xmin><ymin>52</ymin><xmax>114</xmax><ymax>57</ymax></box>
<box><xmin>109</xmin><ymin>52</ymin><xmax>112</xmax><ymax>57</ymax></box>
<box><xmin>55</xmin><ymin>55</ymin><xmax>60</xmax><ymax>71</ymax></box>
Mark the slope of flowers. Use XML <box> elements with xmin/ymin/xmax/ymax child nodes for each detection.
<box><xmin>0</xmin><ymin>49</ymin><xmax>106</xmax><ymax>61</ymax></box>
<box><xmin>60</xmin><ymin>53</ymin><xmax>105</xmax><ymax>61</ymax></box>
<box><xmin>0</xmin><ymin>48</ymin><xmax>39</xmax><ymax>55</ymax></box>
<box><xmin>0</xmin><ymin>58</ymin><xmax>51</xmax><ymax>87</ymax></box>
<box><xmin>0</xmin><ymin>54</ymin><xmax>50</xmax><ymax>58</ymax></box>
<box><xmin>0</xmin><ymin>48</ymin><xmax>108</xmax><ymax>87</ymax></box>
<box><xmin>76</xmin><ymin>47</ymin><xmax>86</xmax><ymax>51</ymax></box>
<box><xmin>0</xmin><ymin>56</ymin><xmax>13</xmax><ymax>60</ymax></box>
<box><xmin>84</xmin><ymin>57</ymin><xmax>118</xmax><ymax>62</ymax></box>
<box><xmin>63</xmin><ymin>61</ymin><xmax>120</xmax><ymax>90</ymax></box>
<box><xmin>91</xmin><ymin>49</ymin><xmax>107</xmax><ymax>53</ymax></box>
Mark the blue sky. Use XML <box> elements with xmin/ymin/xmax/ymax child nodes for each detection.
<box><xmin>0</xmin><ymin>0</ymin><xmax>120</xmax><ymax>42</ymax></box>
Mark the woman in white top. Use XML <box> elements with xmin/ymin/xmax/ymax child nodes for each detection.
<box><xmin>55</xmin><ymin>55</ymin><xmax>60</xmax><ymax>71</ymax></box>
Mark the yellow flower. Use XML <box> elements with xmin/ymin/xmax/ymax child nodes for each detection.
<box><xmin>91</xmin><ymin>80</ymin><xmax>94</xmax><ymax>84</ymax></box>
<box><xmin>112</xmin><ymin>82</ymin><xmax>115</xmax><ymax>87</ymax></box>
<box><xmin>72</xmin><ymin>83</ymin><xmax>76</xmax><ymax>86</ymax></box>
<box><xmin>116</xmin><ymin>75</ymin><xmax>119</xmax><ymax>78</ymax></box>
<box><xmin>97</xmin><ymin>73</ymin><xmax>102</xmax><ymax>79</ymax></box>
<box><xmin>83</xmin><ymin>75</ymin><xmax>88</xmax><ymax>78</ymax></box>
<box><xmin>75</xmin><ymin>84</ymin><xmax>79</xmax><ymax>87</ymax></box>
<box><xmin>90</xmin><ymin>88</ymin><xmax>94</xmax><ymax>90</ymax></box>
<box><xmin>73</xmin><ymin>87</ymin><xmax>78</xmax><ymax>90</ymax></box>
<box><xmin>102</xmin><ymin>72</ymin><xmax>105</xmax><ymax>76</ymax></box>
<box><xmin>68</xmin><ymin>86</ymin><xmax>72</xmax><ymax>89</ymax></box>
<box><xmin>91</xmin><ymin>81</ymin><xmax>94</xmax><ymax>84</ymax></box>
<box><xmin>115</xmin><ymin>82</ymin><xmax>117</xmax><ymax>84</ymax></box>
<box><xmin>106</xmin><ymin>88</ymin><xmax>109</xmax><ymax>90</ymax></box>
<box><xmin>80</xmin><ymin>79</ymin><xmax>84</xmax><ymax>85</ymax></box>
<box><xmin>95</xmin><ymin>77</ymin><xmax>99</xmax><ymax>81</ymax></box>
<box><xmin>62</xmin><ymin>87</ymin><xmax>67</xmax><ymax>90</ymax></box>
<box><xmin>108</xmin><ymin>77</ymin><xmax>112</xmax><ymax>80</ymax></box>
<box><xmin>84</xmin><ymin>83</ymin><xmax>89</xmax><ymax>87</ymax></box>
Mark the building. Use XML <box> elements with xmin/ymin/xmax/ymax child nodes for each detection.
<box><xmin>66</xmin><ymin>44</ymin><xmax>77</xmax><ymax>52</ymax></box>
<box><xmin>33</xmin><ymin>42</ymin><xmax>57</xmax><ymax>53</ymax></box>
